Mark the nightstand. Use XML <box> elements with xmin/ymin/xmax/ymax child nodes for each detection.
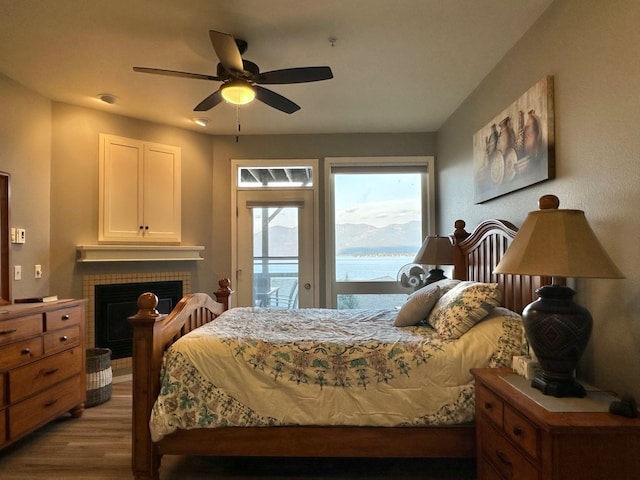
<box><xmin>472</xmin><ymin>368</ymin><xmax>640</xmax><ymax>480</ymax></box>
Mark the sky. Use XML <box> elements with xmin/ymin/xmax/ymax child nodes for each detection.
<box><xmin>334</xmin><ymin>173</ymin><xmax>422</xmax><ymax>228</ymax></box>
<box><xmin>253</xmin><ymin>172</ymin><xmax>423</xmax><ymax>230</ymax></box>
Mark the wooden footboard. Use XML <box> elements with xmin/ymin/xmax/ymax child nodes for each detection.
<box><xmin>128</xmin><ymin>279</ymin><xmax>232</xmax><ymax>480</ymax></box>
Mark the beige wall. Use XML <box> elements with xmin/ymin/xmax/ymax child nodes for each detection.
<box><xmin>0</xmin><ymin>74</ymin><xmax>52</xmax><ymax>299</ymax></box>
<box><xmin>50</xmin><ymin>103</ymin><xmax>217</xmax><ymax>298</ymax></box>
<box><xmin>437</xmin><ymin>0</ymin><xmax>640</xmax><ymax>398</ymax></box>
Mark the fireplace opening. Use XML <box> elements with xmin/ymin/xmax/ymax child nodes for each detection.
<box><xmin>95</xmin><ymin>280</ymin><xmax>183</xmax><ymax>359</ymax></box>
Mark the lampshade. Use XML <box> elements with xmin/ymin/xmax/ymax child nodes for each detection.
<box><xmin>413</xmin><ymin>236</ymin><xmax>454</xmax><ymax>266</ymax></box>
<box><xmin>494</xmin><ymin>195</ymin><xmax>623</xmax><ymax>279</ymax></box>
<box><xmin>221</xmin><ymin>80</ymin><xmax>256</xmax><ymax>105</ymax></box>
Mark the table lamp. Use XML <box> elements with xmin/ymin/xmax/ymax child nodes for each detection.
<box><xmin>414</xmin><ymin>236</ymin><xmax>454</xmax><ymax>284</ymax></box>
<box><xmin>494</xmin><ymin>194</ymin><xmax>624</xmax><ymax>397</ymax></box>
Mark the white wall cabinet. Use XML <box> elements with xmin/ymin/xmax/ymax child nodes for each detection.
<box><xmin>99</xmin><ymin>134</ymin><xmax>181</xmax><ymax>243</ymax></box>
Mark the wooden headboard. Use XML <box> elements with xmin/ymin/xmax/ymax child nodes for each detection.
<box><xmin>451</xmin><ymin>219</ymin><xmax>548</xmax><ymax>314</ymax></box>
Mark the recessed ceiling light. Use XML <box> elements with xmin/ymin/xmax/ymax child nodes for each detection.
<box><xmin>193</xmin><ymin>118</ymin><xmax>209</xmax><ymax>127</ymax></box>
<box><xmin>98</xmin><ymin>93</ymin><xmax>118</xmax><ymax>104</ymax></box>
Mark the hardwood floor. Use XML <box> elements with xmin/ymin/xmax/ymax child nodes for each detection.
<box><xmin>0</xmin><ymin>379</ymin><xmax>477</xmax><ymax>479</ymax></box>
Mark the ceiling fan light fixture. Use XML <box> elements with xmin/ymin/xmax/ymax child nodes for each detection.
<box><xmin>221</xmin><ymin>80</ymin><xmax>256</xmax><ymax>105</ymax></box>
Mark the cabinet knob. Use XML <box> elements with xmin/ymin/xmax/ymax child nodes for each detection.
<box><xmin>484</xmin><ymin>401</ymin><xmax>493</xmax><ymax>411</ymax></box>
<box><xmin>512</xmin><ymin>426</ymin><xmax>523</xmax><ymax>436</ymax></box>
<box><xmin>22</xmin><ymin>347</ymin><xmax>31</xmax><ymax>355</ymax></box>
<box><xmin>60</xmin><ymin>335</ymin><xmax>68</xmax><ymax>342</ymax></box>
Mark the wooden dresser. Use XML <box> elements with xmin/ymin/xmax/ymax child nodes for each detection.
<box><xmin>0</xmin><ymin>299</ymin><xmax>86</xmax><ymax>448</ymax></box>
<box><xmin>473</xmin><ymin>368</ymin><xmax>640</xmax><ymax>480</ymax></box>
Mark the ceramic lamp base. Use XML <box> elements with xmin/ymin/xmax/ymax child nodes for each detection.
<box><xmin>425</xmin><ymin>268</ymin><xmax>447</xmax><ymax>285</ymax></box>
<box><xmin>522</xmin><ymin>284</ymin><xmax>592</xmax><ymax>398</ymax></box>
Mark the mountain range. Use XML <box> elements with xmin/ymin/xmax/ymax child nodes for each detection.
<box><xmin>254</xmin><ymin>221</ymin><xmax>422</xmax><ymax>256</ymax></box>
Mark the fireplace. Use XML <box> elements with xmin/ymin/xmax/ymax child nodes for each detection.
<box><xmin>94</xmin><ymin>280</ymin><xmax>183</xmax><ymax>359</ymax></box>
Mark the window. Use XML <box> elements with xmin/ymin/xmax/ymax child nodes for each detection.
<box><xmin>325</xmin><ymin>157</ymin><xmax>435</xmax><ymax>309</ymax></box>
<box><xmin>231</xmin><ymin>157</ymin><xmax>434</xmax><ymax>310</ymax></box>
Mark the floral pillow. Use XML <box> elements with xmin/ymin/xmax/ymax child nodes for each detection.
<box><xmin>427</xmin><ymin>281</ymin><xmax>502</xmax><ymax>339</ymax></box>
<box><xmin>394</xmin><ymin>279</ymin><xmax>461</xmax><ymax>327</ymax></box>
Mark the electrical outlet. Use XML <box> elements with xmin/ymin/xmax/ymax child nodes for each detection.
<box><xmin>35</xmin><ymin>264</ymin><xmax>42</xmax><ymax>278</ymax></box>
<box><xmin>14</xmin><ymin>265</ymin><xmax>21</xmax><ymax>281</ymax></box>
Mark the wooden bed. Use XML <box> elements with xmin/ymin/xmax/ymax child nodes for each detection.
<box><xmin>128</xmin><ymin>218</ymin><xmax>545</xmax><ymax>480</ymax></box>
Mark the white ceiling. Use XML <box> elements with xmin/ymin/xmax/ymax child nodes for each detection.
<box><xmin>0</xmin><ymin>0</ymin><xmax>554</xmax><ymax>135</ymax></box>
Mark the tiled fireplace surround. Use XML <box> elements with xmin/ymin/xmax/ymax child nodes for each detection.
<box><xmin>83</xmin><ymin>271</ymin><xmax>191</xmax><ymax>374</ymax></box>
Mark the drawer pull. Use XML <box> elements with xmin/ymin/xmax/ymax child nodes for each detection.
<box><xmin>0</xmin><ymin>328</ymin><xmax>17</xmax><ymax>335</ymax></box>
<box><xmin>22</xmin><ymin>347</ymin><xmax>31</xmax><ymax>355</ymax></box>
<box><xmin>44</xmin><ymin>367</ymin><xmax>59</xmax><ymax>376</ymax></box>
<box><xmin>512</xmin><ymin>426</ymin><xmax>523</xmax><ymax>436</ymax></box>
<box><xmin>61</xmin><ymin>314</ymin><xmax>70</xmax><ymax>321</ymax></box>
<box><xmin>484</xmin><ymin>401</ymin><xmax>493</xmax><ymax>411</ymax></box>
<box><xmin>60</xmin><ymin>335</ymin><xmax>69</xmax><ymax>342</ymax></box>
<box><xmin>44</xmin><ymin>399</ymin><xmax>59</xmax><ymax>407</ymax></box>
<box><xmin>496</xmin><ymin>449</ymin><xmax>513</xmax><ymax>468</ymax></box>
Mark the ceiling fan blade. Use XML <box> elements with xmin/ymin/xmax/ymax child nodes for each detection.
<box><xmin>209</xmin><ymin>30</ymin><xmax>244</xmax><ymax>74</ymax></box>
<box><xmin>194</xmin><ymin>90</ymin><xmax>224</xmax><ymax>111</ymax></box>
<box><xmin>257</xmin><ymin>66</ymin><xmax>333</xmax><ymax>84</ymax></box>
<box><xmin>133</xmin><ymin>67</ymin><xmax>221</xmax><ymax>81</ymax></box>
<box><xmin>255</xmin><ymin>85</ymin><xmax>300</xmax><ymax>114</ymax></box>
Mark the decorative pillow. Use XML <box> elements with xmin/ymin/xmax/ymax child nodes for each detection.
<box><xmin>427</xmin><ymin>278</ymin><xmax>462</xmax><ymax>295</ymax></box>
<box><xmin>393</xmin><ymin>279</ymin><xmax>461</xmax><ymax>327</ymax></box>
<box><xmin>394</xmin><ymin>285</ymin><xmax>441</xmax><ymax>327</ymax></box>
<box><xmin>427</xmin><ymin>281</ymin><xmax>502</xmax><ymax>339</ymax></box>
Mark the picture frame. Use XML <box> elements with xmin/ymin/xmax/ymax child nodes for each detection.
<box><xmin>473</xmin><ymin>75</ymin><xmax>555</xmax><ymax>203</ymax></box>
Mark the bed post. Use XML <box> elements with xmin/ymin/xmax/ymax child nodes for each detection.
<box><xmin>213</xmin><ymin>277</ymin><xmax>232</xmax><ymax>311</ymax></box>
<box><xmin>128</xmin><ymin>293</ymin><xmax>165</xmax><ymax>480</ymax></box>
<box><xmin>452</xmin><ymin>219</ymin><xmax>470</xmax><ymax>280</ymax></box>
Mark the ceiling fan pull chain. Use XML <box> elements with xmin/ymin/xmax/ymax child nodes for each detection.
<box><xmin>236</xmin><ymin>104</ymin><xmax>241</xmax><ymax>143</ymax></box>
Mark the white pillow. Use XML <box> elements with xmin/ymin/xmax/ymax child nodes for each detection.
<box><xmin>394</xmin><ymin>284</ymin><xmax>441</xmax><ymax>327</ymax></box>
<box><xmin>427</xmin><ymin>281</ymin><xmax>501</xmax><ymax>339</ymax></box>
<box><xmin>393</xmin><ymin>279</ymin><xmax>461</xmax><ymax>327</ymax></box>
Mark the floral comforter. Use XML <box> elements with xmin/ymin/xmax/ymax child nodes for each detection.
<box><xmin>149</xmin><ymin>306</ymin><xmax>525</xmax><ymax>441</ymax></box>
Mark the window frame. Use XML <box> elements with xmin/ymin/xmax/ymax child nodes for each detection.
<box><xmin>324</xmin><ymin>156</ymin><xmax>435</xmax><ymax>308</ymax></box>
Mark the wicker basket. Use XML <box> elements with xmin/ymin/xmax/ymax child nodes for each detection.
<box><xmin>86</xmin><ymin>348</ymin><xmax>112</xmax><ymax>407</ymax></box>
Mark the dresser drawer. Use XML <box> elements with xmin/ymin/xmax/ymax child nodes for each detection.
<box><xmin>8</xmin><ymin>347</ymin><xmax>82</xmax><ymax>403</ymax></box>
<box><xmin>44</xmin><ymin>325</ymin><xmax>81</xmax><ymax>355</ymax></box>
<box><xmin>9</xmin><ymin>374</ymin><xmax>82</xmax><ymax>440</ymax></box>
<box><xmin>477</xmin><ymin>382</ymin><xmax>504</xmax><ymax>428</ymax></box>
<box><xmin>0</xmin><ymin>314</ymin><xmax>43</xmax><ymax>346</ymax></box>
<box><xmin>504</xmin><ymin>403</ymin><xmax>540</xmax><ymax>461</ymax></box>
<box><xmin>45</xmin><ymin>305</ymin><xmax>82</xmax><ymax>331</ymax></box>
<box><xmin>0</xmin><ymin>337</ymin><xmax>43</xmax><ymax>370</ymax></box>
<box><xmin>480</xmin><ymin>421</ymin><xmax>538</xmax><ymax>480</ymax></box>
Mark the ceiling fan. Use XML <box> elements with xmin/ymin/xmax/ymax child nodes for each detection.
<box><xmin>133</xmin><ymin>30</ymin><xmax>333</xmax><ymax>114</ymax></box>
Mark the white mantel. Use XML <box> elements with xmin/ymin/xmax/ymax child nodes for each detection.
<box><xmin>76</xmin><ymin>245</ymin><xmax>204</xmax><ymax>262</ymax></box>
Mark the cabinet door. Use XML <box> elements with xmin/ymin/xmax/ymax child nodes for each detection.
<box><xmin>99</xmin><ymin>134</ymin><xmax>144</xmax><ymax>242</ymax></box>
<box><xmin>142</xmin><ymin>143</ymin><xmax>181</xmax><ymax>242</ymax></box>
<box><xmin>99</xmin><ymin>134</ymin><xmax>181</xmax><ymax>243</ymax></box>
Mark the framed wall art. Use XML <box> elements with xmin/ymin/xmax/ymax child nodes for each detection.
<box><xmin>473</xmin><ymin>75</ymin><xmax>555</xmax><ymax>203</ymax></box>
